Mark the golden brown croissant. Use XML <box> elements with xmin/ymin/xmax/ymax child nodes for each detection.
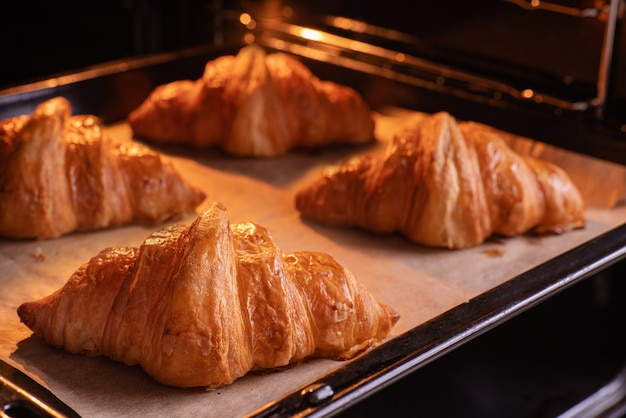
<box><xmin>127</xmin><ymin>44</ymin><xmax>376</xmax><ymax>157</ymax></box>
<box><xmin>0</xmin><ymin>97</ymin><xmax>206</xmax><ymax>240</ymax></box>
<box><xmin>295</xmin><ymin>112</ymin><xmax>585</xmax><ymax>249</ymax></box>
<box><xmin>17</xmin><ymin>202</ymin><xmax>399</xmax><ymax>388</ymax></box>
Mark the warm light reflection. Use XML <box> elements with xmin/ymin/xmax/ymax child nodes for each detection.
<box><xmin>240</xmin><ymin>13</ymin><xmax>252</xmax><ymax>25</ymax></box>
<box><xmin>330</xmin><ymin>17</ymin><xmax>367</xmax><ymax>34</ymax></box>
<box><xmin>521</xmin><ymin>89</ymin><xmax>534</xmax><ymax>99</ymax></box>
<box><xmin>332</xmin><ymin>17</ymin><xmax>352</xmax><ymax>30</ymax></box>
<box><xmin>239</xmin><ymin>13</ymin><xmax>256</xmax><ymax>29</ymax></box>
<box><xmin>39</xmin><ymin>79</ymin><xmax>60</xmax><ymax>89</ymax></box>
<box><xmin>243</xmin><ymin>33</ymin><xmax>256</xmax><ymax>44</ymax></box>
<box><xmin>299</xmin><ymin>28</ymin><xmax>323</xmax><ymax>41</ymax></box>
<box><xmin>272</xmin><ymin>39</ymin><xmax>286</xmax><ymax>50</ymax></box>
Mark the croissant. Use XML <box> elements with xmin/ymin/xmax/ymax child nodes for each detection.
<box><xmin>127</xmin><ymin>44</ymin><xmax>375</xmax><ymax>157</ymax></box>
<box><xmin>17</xmin><ymin>202</ymin><xmax>399</xmax><ymax>388</ymax></box>
<box><xmin>295</xmin><ymin>112</ymin><xmax>585</xmax><ymax>249</ymax></box>
<box><xmin>0</xmin><ymin>97</ymin><xmax>206</xmax><ymax>240</ymax></box>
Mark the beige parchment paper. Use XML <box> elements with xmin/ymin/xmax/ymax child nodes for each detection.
<box><xmin>1</xmin><ymin>108</ymin><xmax>625</xmax><ymax>417</ymax></box>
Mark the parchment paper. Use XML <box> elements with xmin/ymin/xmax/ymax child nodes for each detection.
<box><xmin>1</xmin><ymin>109</ymin><xmax>625</xmax><ymax>417</ymax></box>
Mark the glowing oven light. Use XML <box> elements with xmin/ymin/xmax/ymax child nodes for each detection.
<box><xmin>239</xmin><ymin>13</ymin><xmax>256</xmax><ymax>29</ymax></box>
<box><xmin>299</xmin><ymin>28</ymin><xmax>323</xmax><ymax>41</ymax></box>
<box><xmin>239</xmin><ymin>13</ymin><xmax>252</xmax><ymax>25</ymax></box>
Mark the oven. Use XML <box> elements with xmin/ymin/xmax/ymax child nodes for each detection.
<box><xmin>2</xmin><ymin>1</ymin><xmax>626</xmax><ymax>417</ymax></box>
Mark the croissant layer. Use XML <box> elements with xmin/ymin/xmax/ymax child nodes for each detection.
<box><xmin>295</xmin><ymin>112</ymin><xmax>585</xmax><ymax>249</ymax></box>
<box><xmin>128</xmin><ymin>45</ymin><xmax>375</xmax><ymax>157</ymax></box>
<box><xmin>0</xmin><ymin>97</ymin><xmax>205</xmax><ymax>239</ymax></box>
<box><xmin>18</xmin><ymin>202</ymin><xmax>399</xmax><ymax>388</ymax></box>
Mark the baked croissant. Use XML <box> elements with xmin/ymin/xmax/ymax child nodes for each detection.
<box><xmin>18</xmin><ymin>202</ymin><xmax>399</xmax><ymax>389</ymax></box>
<box><xmin>127</xmin><ymin>44</ymin><xmax>375</xmax><ymax>157</ymax></box>
<box><xmin>0</xmin><ymin>97</ymin><xmax>206</xmax><ymax>240</ymax></box>
<box><xmin>295</xmin><ymin>112</ymin><xmax>585</xmax><ymax>249</ymax></box>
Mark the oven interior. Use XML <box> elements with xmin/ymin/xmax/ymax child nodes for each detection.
<box><xmin>3</xmin><ymin>0</ymin><xmax>625</xmax><ymax>159</ymax></box>
<box><xmin>2</xmin><ymin>1</ymin><xmax>626</xmax><ymax>417</ymax></box>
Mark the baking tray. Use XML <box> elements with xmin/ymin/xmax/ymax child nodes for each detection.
<box><xmin>2</xmin><ymin>38</ymin><xmax>626</xmax><ymax>417</ymax></box>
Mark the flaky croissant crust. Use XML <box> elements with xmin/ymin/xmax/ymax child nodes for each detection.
<box><xmin>295</xmin><ymin>112</ymin><xmax>586</xmax><ymax>249</ymax></box>
<box><xmin>0</xmin><ymin>97</ymin><xmax>205</xmax><ymax>239</ymax></box>
<box><xmin>18</xmin><ymin>202</ymin><xmax>399</xmax><ymax>388</ymax></box>
<box><xmin>128</xmin><ymin>44</ymin><xmax>376</xmax><ymax>157</ymax></box>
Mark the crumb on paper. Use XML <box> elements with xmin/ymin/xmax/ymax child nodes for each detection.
<box><xmin>33</xmin><ymin>247</ymin><xmax>45</xmax><ymax>262</ymax></box>
<box><xmin>482</xmin><ymin>247</ymin><xmax>505</xmax><ymax>257</ymax></box>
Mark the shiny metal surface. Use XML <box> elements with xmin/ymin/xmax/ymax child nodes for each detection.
<box><xmin>0</xmin><ymin>360</ymin><xmax>80</xmax><ymax>418</ymax></box>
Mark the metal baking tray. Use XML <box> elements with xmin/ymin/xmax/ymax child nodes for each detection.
<box><xmin>2</xmin><ymin>18</ymin><xmax>626</xmax><ymax>417</ymax></box>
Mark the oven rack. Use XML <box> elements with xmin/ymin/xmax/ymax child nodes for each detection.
<box><xmin>238</xmin><ymin>0</ymin><xmax>621</xmax><ymax>119</ymax></box>
<box><xmin>501</xmin><ymin>0</ymin><xmax>614</xmax><ymax>19</ymax></box>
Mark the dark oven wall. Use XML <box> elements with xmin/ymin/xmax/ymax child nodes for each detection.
<box><xmin>0</xmin><ymin>0</ymin><xmax>222</xmax><ymax>90</ymax></box>
<box><xmin>2</xmin><ymin>0</ymin><xmax>624</xmax><ymax>119</ymax></box>
<box><xmin>1</xmin><ymin>0</ymin><xmax>625</xmax><ymax>162</ymax></box>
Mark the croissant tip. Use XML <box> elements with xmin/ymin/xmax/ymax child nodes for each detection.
<box><xmin>387</xmin><ymin>305</ymin><xmax>401</xmax><ymax>326</ymax></box>
<box><xmin>17</xmin><ymin>302</ymin><xmax>35</xmax><ymax>328</ymax></box>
